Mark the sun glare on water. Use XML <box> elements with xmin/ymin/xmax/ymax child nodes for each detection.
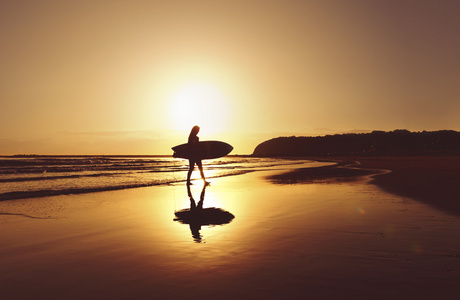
<box><xmin>169</xmin><ymin>82</ymin><xmax>230</xmax><ymax>134</ymax></box>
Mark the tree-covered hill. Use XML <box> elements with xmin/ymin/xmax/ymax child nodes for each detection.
<box><xmin>252</xmin><ymin>130</ymin><xmax>460</xmax><ymax>157</ymax></box>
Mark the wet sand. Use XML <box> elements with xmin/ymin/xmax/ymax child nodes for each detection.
<box><xmin>270</xmin><ymin>156</ymin><xmax>460</xmax><ymax>216</ymax></box>
<box><xmin>1</xmin><ymin>158</ymin><xmax>460</xmax><ymax>299</ymax></box>
<box><xmin>354</xmin><ymin>156</ymin><xmax>460</xmax><ymax>216</ymax></box>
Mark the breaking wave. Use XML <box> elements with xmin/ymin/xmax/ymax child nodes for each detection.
<box><xmin>0</xmin><ymin>156</ymin><xmax>319</xmax><ymax>201</ymax></box>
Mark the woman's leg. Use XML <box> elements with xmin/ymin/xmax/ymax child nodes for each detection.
<box><xmin>196</xmin><ymin>160</ymin><xmax>207</xmax><ymax>183</ymax></box>
<box><xmin>187</xmin><ymin>160</ymin><xmax>195</xmax><ymax>185</ymax></box>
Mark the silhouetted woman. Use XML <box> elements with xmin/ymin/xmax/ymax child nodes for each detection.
<box><xmin>187</xmin><ymin>125</ymin><xmax>208</xmax><ymax>185</ymax></box>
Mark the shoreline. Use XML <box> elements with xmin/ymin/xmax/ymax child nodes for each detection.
<box><xmin>354</xmin><ymin>156</ymin><xmax>460</xmax><ymax>216</ymax></box>
<box><xmin>2</xmin><ymin>156</ymin><xmax>458</xmax><ymax>211</ymax></box>
<box><xmin>268</xmin><ymin>156</ymin><xmax>460</xmax><ymax>216</ymax></box>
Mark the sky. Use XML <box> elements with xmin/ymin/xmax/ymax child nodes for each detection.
<box><xmin>1</xmin><ymin>0</ymin><xmax>459</xmax><ymax>155</ymax></box>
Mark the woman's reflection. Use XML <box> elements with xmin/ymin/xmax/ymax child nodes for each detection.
<box><xmin>174</xmin><ymin>183</ymin><xmax>235</xmax><ymax>243</ymax></box>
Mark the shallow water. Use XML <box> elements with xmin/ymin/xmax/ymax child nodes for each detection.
<box><xmin>0</xmin><ymin>156</ymin><xmax>330</xmax><ymax>200</ymax></box>
<box><xmin>1</xmin><ymin>166</ymin><xmax>460</xmax><ymax>299</ymax></box>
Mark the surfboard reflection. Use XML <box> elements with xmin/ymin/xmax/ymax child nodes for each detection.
<box><xmin>174</xmin><ymin>184</ymin><xmax>235</xmax><ymax>243</ymax></box>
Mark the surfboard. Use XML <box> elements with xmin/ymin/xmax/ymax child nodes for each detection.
<box><xmin>172</xmin><ymin>141</ymin><xmax>233</xmax><ymax>160</ymax></box>
<box><xmin>174</xmin><ymin>207</ymin><xmax>235</xmax><ymax>226</ymax></box>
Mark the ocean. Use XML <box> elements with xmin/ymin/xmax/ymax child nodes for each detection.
<box><xmin>0</xmin><ymin>156</ymin><xmax>325</xmax><ymax>201</ymax></box>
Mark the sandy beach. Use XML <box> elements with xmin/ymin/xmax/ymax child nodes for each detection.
<box><xmin>1</xmin><ymin>157</ymin><xmax>460</xmax><ymax>299</ymax></box>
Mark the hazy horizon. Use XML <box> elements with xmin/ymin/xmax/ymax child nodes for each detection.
<box><xmin>2</xmin><ymin>128</ymin><xmax>458</xmax><ymax>157</ymax></box>
<box><xmin>2</xmin><ymin>1</ymin><xmax>459</xmax><ymax>155</ymax></box>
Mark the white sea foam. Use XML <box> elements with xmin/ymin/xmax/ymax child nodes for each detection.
<box><xmin>0</xmin><ymin>156</ymin><xmax>323</xmax><ymax>201</ymax></box>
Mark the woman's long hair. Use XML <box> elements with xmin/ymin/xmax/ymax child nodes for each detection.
<box><xmin>188</xmin><ymin>125</ymin><xmax>200</xmax><ymax>143</ymax></box>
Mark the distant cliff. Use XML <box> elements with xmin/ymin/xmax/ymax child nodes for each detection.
<box><xmin>252</xmin><ymin>130</ymin><xmax>460</xmax><ymax>157</ymax></box>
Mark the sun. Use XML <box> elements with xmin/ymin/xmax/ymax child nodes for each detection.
<box><xmin>169</xmin><ymin>82</ymin><xmax>230</xmax><ymax>134</ymax></box>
